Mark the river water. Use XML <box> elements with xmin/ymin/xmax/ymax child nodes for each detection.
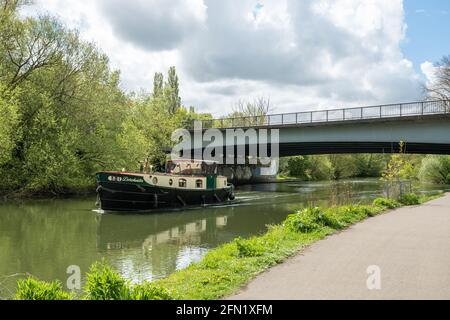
<box><xmin>0</xmin><ymin>179</ymin><xmax>448</xmax><ymax>297</ymax></box>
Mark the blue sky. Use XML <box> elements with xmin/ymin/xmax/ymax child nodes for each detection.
<box><xmin>403</xmin><ymin>0</ymin><xmax>450</xmax><ymax>74</ymax></box>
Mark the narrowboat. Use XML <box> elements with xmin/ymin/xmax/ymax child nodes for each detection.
<box><xmin>95</xmin><ymin>160</ymin><xmax>235</xmax><ymax>212</ymax></box>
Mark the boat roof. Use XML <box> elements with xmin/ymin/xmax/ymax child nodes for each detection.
<box><xmin>169</xmin><ymin>159</ymin><xmax>220</xmax><ymax>164</ymax></box>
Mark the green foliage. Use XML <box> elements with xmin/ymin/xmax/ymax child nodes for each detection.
<box><xmin>373</xmin><ymin>197</ymin><xmax>401</xmax><ymax>209</ymax></box>
<box><xmin>15</xmin><ymin>277</ymin><xmax>73</xmax><ymax>300</ymax></box>
<box><xmin>234</xmin><ymin>237</ymin><xmax>266</xmax><ymax>257</ymax></box>
<box><xmin>328</xmin><ymin>154</ymin><xmax>358</xmax><ymax>179</ymax></box>
<box><xmin>130</xmin><ymin>282</ymin><xmax>174</xmax><ymax>300</ymax></box>
<box><xmin>0</xmin><ymin>85</ymin><xmax>20</xmax><ymax>166</ymax></box>
<box><xmin>84</xmin><ymin>261</ymin><xmax>130</xmax><ymax>300</ymax></box>
<box><xmin>419</xmin><ymin>156</ymin><xmax>450</xmax><ymax>184</ymax></box>
<box><xmin>281</xmin><ymin>156</ymin><xmax>333</xmax><ymax>181</ymax></box>
<box><xmin>398</xmin><ymin>193</ymin><xmax>420</xmax><ymax>206</ymax></box>
<box><xmin>280</xmin><ymin>154</ymin><xmax>389</xmax><ymax>181</ymax></box>
<box><xmin>285</xmin><ymin>208</ymin><xmax>321</xmax><ymax>233</ymax></box>
<box><xmin>285</xmin><ymin>207</ymin><xmax>343</xmax><ymax>233</ymax></box>
<box><xmin>381</xmin><ymin>153</ymin><xmax>422</xmax><ymax>183</ymax></box>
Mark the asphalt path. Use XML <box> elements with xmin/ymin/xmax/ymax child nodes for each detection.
<box><xmin>230</xmin><ymin>194</ymin><xmax>450</xmax><ymax>300</ymax></box>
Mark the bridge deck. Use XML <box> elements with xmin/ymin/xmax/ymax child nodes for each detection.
<box><xmin>190</xmin><ymin>100</ymin><xmax>450</xmax><ymax>129</ymax></box>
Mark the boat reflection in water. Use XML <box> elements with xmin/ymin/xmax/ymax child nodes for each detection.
<box><xmin>95</xmin><ymin>208</ymin><xmax>234</xmax><ymax>283</ymax></box>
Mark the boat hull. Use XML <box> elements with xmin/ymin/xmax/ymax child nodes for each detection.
<box><xmin>96</xmin><ymin>174</ymin><xmax>234</xmax><ymax>212</ymax></box>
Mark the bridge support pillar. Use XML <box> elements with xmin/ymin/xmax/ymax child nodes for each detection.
<box><xmin>217</xmin><ymin>159</ymin><xmax>279</xmax><ymax>185</ymax></box>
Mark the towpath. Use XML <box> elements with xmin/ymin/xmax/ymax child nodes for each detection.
<box><xmin>230</xmin><ymin>194</ymin><xmax>450</xmax><ymax>300</ymax></box>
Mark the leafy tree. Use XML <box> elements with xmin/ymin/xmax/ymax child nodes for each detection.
<box><xmin>352</xmin><ymin>154</ymin><xmax>388</xmax><ymax>177</ymax></box>
<box><xmin>165</xmin><ymin>66</ymin><xmax>181</xmax><ymax>114</ymax></box>
<box><xmin>152</xmin><ymin>72</ymin><xmax>164</xmax><ymax>99</ymax></box>
<box><xmin>0</xmin><ymin>3</ymin><xmax>128</xmax><ymax>194</ymax></box>
<box><xmin>282</xmin><ymin>156</ymin><xmax>333</xmax><ymax>181</ymax></box>
<box><xmin>0</xmin><ymin>84</ymin><xmax>20</xmax><ymax>166</ymax></box>
<box><xmin>419</xmin><ymin>156</ymin><xmax>450</xmax><ymax>184</ymax></box>
<box><xmin>328</xmin><ymin>155</ymin><xmax>358</xmax><ymax>180</ymax></box>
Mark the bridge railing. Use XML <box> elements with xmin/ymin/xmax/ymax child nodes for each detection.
<box><xmin>189</xmin><ymin>100</ymin><xmax>450</xmax><ymax>129</ymax></box>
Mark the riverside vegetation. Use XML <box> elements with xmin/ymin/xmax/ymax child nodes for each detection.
<box><xmin>12</xmin><ymin>192</ymin><xmax>443</xmax><ymax>300</ymax></box>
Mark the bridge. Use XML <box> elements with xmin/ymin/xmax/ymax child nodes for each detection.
<box><xmin>187</xmin><ymin>100</ymin><xmax>450</xmax><ymax>157</ymax></box>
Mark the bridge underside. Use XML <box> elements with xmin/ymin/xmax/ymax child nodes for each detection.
<box><xmin>277</xmin><ymin>142</ymin><xmax>450</xmax><ymax>156</ymax></box>
<box><xmin>185</xmin><ymin>113</ymin><xmax>450</xmax><ymax>159</ymax></box>
<box><xmin>186</xmin><ymin>142</ymin><xmax>450</xmax><ymax>161</ymax></box>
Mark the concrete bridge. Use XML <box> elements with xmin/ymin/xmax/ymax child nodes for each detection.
<box><xmin>184</xmin><ymin>100</ymin><xmax>450</xmax><ymax>183</ymax></box>
<box><xmin>188</xmin><ymin>100</ymin><xmax>450</xmax><ymax>156</ymax></box>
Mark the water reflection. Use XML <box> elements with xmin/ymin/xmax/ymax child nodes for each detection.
<box><xmin>96</xmin><ymin>210</ymin><xmax>234</xmax><ymax>282</ymax></box>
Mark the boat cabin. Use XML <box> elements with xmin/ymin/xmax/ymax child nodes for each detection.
<box><xmin>166</xmin><ymin>160</ymin><xmax>218</xmax><ymax>176</ymax></box>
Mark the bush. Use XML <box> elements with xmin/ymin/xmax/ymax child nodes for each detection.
<box><xmin>419</xmin><ymin>156</ymin><xmax>450</xmax><ymax>184</ymax></box>
<box><xmin>325</xmin><ymin>205</ymin><xmax>374</xmax><ymax>227</ymax></box>
<box><xmin>398</xmin><ymin>193</ymin><xmax>420</xmax><ymax>206</ymax></box>
<box><xmin>15</xmin><ymin>278</ymin><xmax>73</xmax><ymax>300</ymax></box>
<box><xmin>373</xmin><ymin>197</ymin><xmax>401</xmax><ymax>209</ymax></box>
<box><xmin>234</xmin><ymin>237</ymin><xmax>266</xmax><ymax>257</ymax></box>
<box><xmin>130</xmin><ymin>282</ymin><xmax>174</xmax><ymax>300</ymax></box>
<box><xmin>285</xmin><ymin>207</ymin><xmax>345</xmax><ymax>233</ymax></box>
<box><xmin>84</xmin><ymin>261</ymin><xmax>130</xmax><ymax>300</ymax></box>
<box><xmin>285</xmin><ymin>208</ymin><xmax>322</xmax><ymax>233</ymax></box>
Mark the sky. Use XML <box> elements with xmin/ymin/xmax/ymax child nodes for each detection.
<box><xmin>21</xmin><ymin>0</ymin><xmax>450</xmax><ymax>116</ymax></box>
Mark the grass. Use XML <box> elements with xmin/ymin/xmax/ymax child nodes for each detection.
<box><xmin>12</xmin><ymin>192</ymin><xmax>444</xmax><ymax>300</ymax></box>
<box><xmin>14</xmin><ymin>278</ymin><xmax>74</xmax><ymax>300</ymax></box>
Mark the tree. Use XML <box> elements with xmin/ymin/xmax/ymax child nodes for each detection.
<box><xmin>165</xmin><ymin>66</ymin><xmax>181</xmax><ymax>114</ymax></box>
<box><xmin>328</xmin><ymin>155</ymin><xmax>358</xmax><ymax>180</ymax></box>
<box><xmin>233</xmin><ymin>97</ymin><xmax>271</xmax><ymax>116</ymax></box>
<box><xmin>419</xmin><ymin>156</ymin><xmax>450</xmax><ymax>184</ymax></box>
<box><xmin>425</xmin><ymin>55</ymin><xmax>450</xmax><ymax>100</ymax></box>
<box><xmin>0</xmin><ymin>3</ymin><xmax>128</xmax><ymax>195</ymax></box>
<box><xmin>0</xmin><ymin>84</ymin><xmax>19</xmax><ymax>166</ymax></box>
<box><xmin>152</xmin><ymin>72</ymin><xmax>163</xmax><ymax>99</ymax></box>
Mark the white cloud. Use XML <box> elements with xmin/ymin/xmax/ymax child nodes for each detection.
<box><xmin>421</xmin><ymin>61</ymin><xmax>437</xmax><ymax>85</ymax></box>
<box><xmin>22</xmin><ymin>0</ymin><xmax>423</xmax><ymax>116</ymax></box>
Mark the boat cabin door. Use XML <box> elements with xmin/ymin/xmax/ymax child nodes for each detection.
<box><xmin>206</xmin><ymin>176</ymin><xmax>216</xmax><ymax>189</ymax></box>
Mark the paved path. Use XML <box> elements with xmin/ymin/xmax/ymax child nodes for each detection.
<box><xmin>230</xmin><ymin>194</ymin><xmax>450</xmax><ymax>300</ymax></box>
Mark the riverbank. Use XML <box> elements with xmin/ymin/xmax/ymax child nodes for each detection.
<box><xmin>0</xmin><ymin>186</ymin><xmax>96</xmax><ymax>201</ymax></box>
<box><xmin>10</xmin><ymin>192</ymin><xmax>443</xmax><ymax>300</ymax></box>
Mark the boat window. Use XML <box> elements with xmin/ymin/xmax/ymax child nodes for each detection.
<box><xmin>179</xmin><ymin>179</ymin><xmax>187</xmax><ymax>188</ymax></box>
<box><xmin>196</xmin><ymin>180</ymin><xmax>203</xmax><ymax>188</ymax></box>
<box><xmin>169</xmin><ymin>179</ymin><xmax>173</xmax><ymax>186</ymax></box>
<box><xmin>152</xmin><ymin>177</ymin><xmax>158</xmax><ymax>185</ymax></box>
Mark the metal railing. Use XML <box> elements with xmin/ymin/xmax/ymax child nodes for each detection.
<box><xmin>189</xmin><ymin>100</ymin><xmax>450</xmax><ymax>129</ymax></box>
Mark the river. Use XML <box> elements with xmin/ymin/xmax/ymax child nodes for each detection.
<box><xmin>0</xmin><ymin>179</ymin><xmax>448</xmax><ymax>298</ymax></box>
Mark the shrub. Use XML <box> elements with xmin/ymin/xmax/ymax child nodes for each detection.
<box><xmin>84</xmin><ymin>261</ymin><xmax>130</xmax><ymax>300</ymax></box>
<box><xmin>316</xmin><ymin>209</ymin><xmax>344</xmax><ymax>229</ymax></box>
<box><xmin>285</xmin><ymin>207</ymin><xmax>346</xmax><ymax>232</ymax></box>
<box><xmin>398</xmin><ymin>193</ymin><xmax>420</xmax><ymax>206</ymax></box>
<box><xmin>285</xmin><ymin>208</ymin><xmax>321</xmax><ymax>233</ymax></box>
<box><xmin>373</xmin><ymin>197</ymin><xmax>401</xmax><ymax>209</ymax></box>
<box><xmin>418</xmin><ymin>156</ymin><xmax>450</xmax><ymax>184</ymax></box>
<box><xmin>15</xmin><ymin>278</ymin><xmax>73</xmax><ymax>300</ymax></box>
<box><xmin>234</xmin><ymin>237</ymin><xmax>266</xmax><ymax>257</ymax></box>
<box><xmin>130</xmin><ymin>282</ymin><xmax>174</xmax><ymax>300</ymax></box>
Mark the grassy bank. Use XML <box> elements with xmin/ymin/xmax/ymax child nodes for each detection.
<box><xmin>12</xmin><ymin>192</ymin><xmax>444</xmax><ymax>300</ymax></box>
